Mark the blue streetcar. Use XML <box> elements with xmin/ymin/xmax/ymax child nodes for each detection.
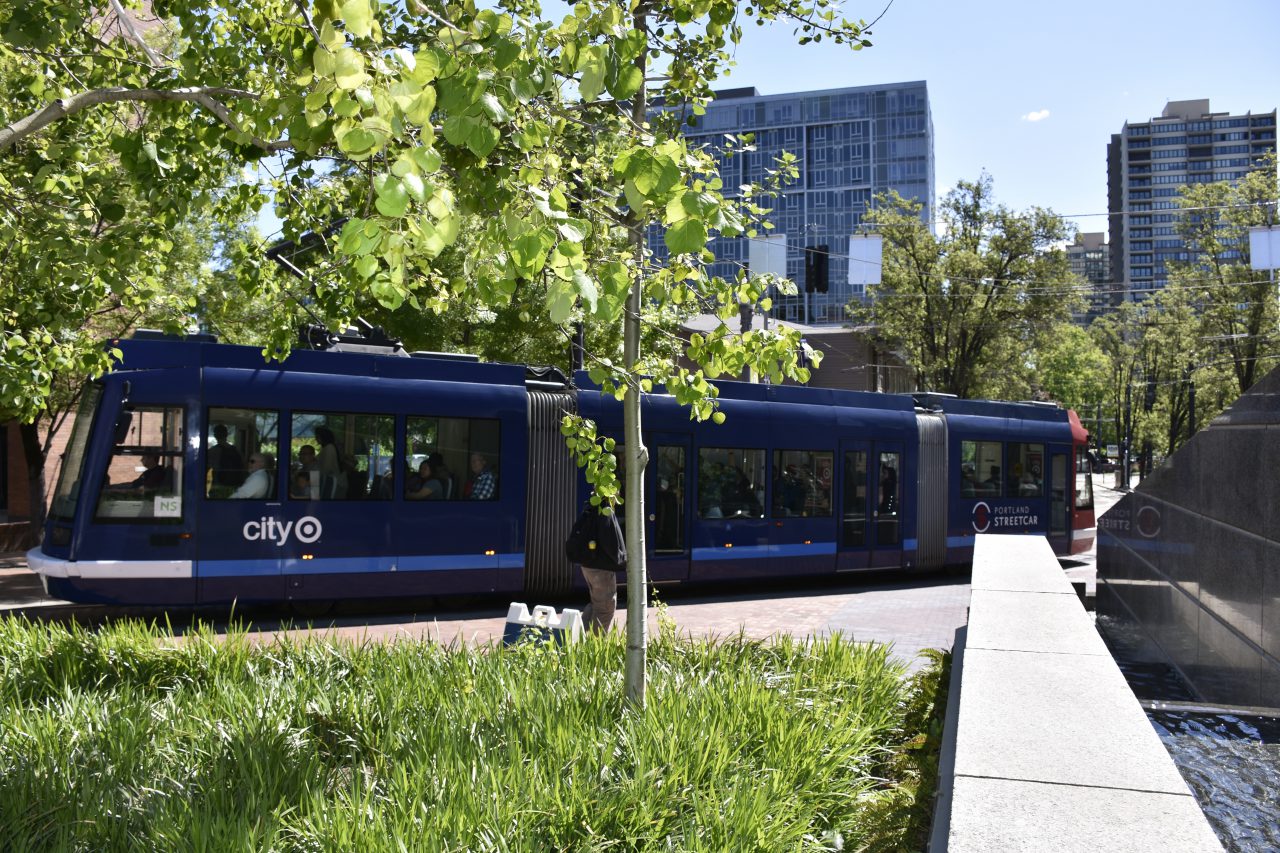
<box><xmin>29</xmin><ymin>332</ymin><xmax>1095</xmax><ymax>606</ymax></box>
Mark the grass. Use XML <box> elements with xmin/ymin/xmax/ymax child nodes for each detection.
<box><xmin>0</xmin><ymin>614</ymin><xmax>948</xmax><ymax>852</ymax></box>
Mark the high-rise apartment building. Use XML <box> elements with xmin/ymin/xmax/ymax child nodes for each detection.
<box><xmin>1066</xmin><ymin>232</ymin><xmax>1110</xmax><ymax>322</ymax></box>
<box><xmin>1107</xmin><ymin>100</ymin><xmax>1276</xmax><ymax>303</ymax></box>
<box><xmin>654</xmin><ymin>82</ymin><xmax>934</xmax><ymax>325</ymax></box>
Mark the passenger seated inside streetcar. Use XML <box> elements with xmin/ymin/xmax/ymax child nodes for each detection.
<box><xmin>960</xmin><ymin>463</ymin><xmax>977</xmax><ymax>497</ymax></box>
<box><xmin>982</xmin><ymin>465</ymin><xmax>1001</xmax><ymax>496</ymax></box>
<box><xmin>406</xmin><ymin>459</ymin><xmax>444</xmax><ymax>500</ymax></box>
<box><xmin>294</xmin><ymin>444</ymin><xmax>318</xmax><ymax>473</ymax></box>
<box><xmin>465</xmin><ymin>453</ymin><xmax>497</xmax><ymax>500</ymax></box>
<box><xmin>428</xmin><ymin>452</ymin><xmax>454</xmax><ymax>499</ymax></box>
<box><xmin>230</xmin><ymin>452</ymin><xmax>274</xmax><ymax>499</ymax></box>
<box><xmin>290</xmin><ymin>470</ymin><xmax>313</xmax><ymax>500</ymax></box>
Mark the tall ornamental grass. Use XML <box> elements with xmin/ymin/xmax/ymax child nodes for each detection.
<box><xmin>0</xmin><ymin>615</ymin><xmax>947</xmax><ymax>851</ymax></box>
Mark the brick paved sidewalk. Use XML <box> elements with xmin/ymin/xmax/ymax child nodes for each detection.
<box><xmin>2</xmin><ymin>546</ymin><xmax>971</xmax><ymax>668</ymax></box>
<box><xmin>232</xmin><ymin>574</ymin><xmax>972</xmax><ymax>673</ymax></box>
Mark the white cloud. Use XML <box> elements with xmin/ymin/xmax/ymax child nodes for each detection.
<box><xmin>1021</xmin><ymin>109</ymin><xmax>1051</xmax><ymax>122</ymax></box>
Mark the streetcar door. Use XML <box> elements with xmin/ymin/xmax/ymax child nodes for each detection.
<box><xmin>1049</xmin><ymin>451</ymin><xmax>1069</xmax><ymax>548</ymax></box>
<box><xmin>690</xmin><ymin>445</ymin><xmax>771</xmax><ymax>581</ymax></box>
<box><xmin>196</xmin><ymin>406</ymin><xmax>286</xmax><ymax>605</ymax></box>
<box><xmin>769</xmin><ymin>448</ymin><xmax>837</xmax><ymax>577</ymax></box>
<box><xmin>837</xmin><ymin>441</ymin><xmax>871</xmax><ymax>572</ymax></box>
<box><xmin>870</xmin><ymin>443</ymin><xmax>904</xmax><ymax>568</ymax></box>
<box><xmin>647</xmin><ymin>435</ymin><xmax>691</xmax><ymax>584</ymax></box>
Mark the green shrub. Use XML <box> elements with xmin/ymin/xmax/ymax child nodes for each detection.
<box><xmin>0</xmin><ymin>617</ymin><xmax>947</xmax><ymax>851</ymax></box>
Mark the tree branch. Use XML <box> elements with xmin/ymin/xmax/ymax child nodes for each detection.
<box><xmin>0</xmin><ymin>87</ymin><xmax>293</xmax><ymax>152</ymax></box>
<box><xmin>108</xmin><ymin>0</ymin><xmax>165</xmax><ymax>67</ymax></box>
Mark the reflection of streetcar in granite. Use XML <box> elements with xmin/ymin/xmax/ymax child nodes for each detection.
<box><xmin>29</xmin><ymin>331</ymin><xmax>1095</xmax><ymax>606</ymax></box>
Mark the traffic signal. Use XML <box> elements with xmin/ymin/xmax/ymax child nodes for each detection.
<box><xmin>804</xmin><ymin>245</ymin><xmax>829</xmax><ymax>293</ymax></box>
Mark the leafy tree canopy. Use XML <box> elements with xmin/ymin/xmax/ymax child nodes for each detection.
<box><xmin>850</xmin><ymin>175</ymin><xmax>1079</xmax><ymax>399</ymax></box>
<box><xmin>3</xmin><ymin>0</ymin><xmax>876</xmax><ymax>703</ymax></box>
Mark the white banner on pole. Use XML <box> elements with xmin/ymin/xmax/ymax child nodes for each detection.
<box><xmin>748</xmin><ymin>233</ymin><xmax>788</xmax><ymax>277</ymax></box>
<box><xmin>848</xmin><ymin>235</ymin><xmax>883</xmax><ymax>286</ymax></box>
<box><xmin>1249</xmin><ymin>225</ymin><xmax>1280</xmax><ymax>271</ymax></box>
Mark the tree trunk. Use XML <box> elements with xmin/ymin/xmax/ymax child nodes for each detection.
<box><xmin>622</xmin><ymin>9</ymin><xmax>651</xmax><ymax>708</ymax></box>
<box><xmin>19</xmin><ymin>421</ymin><xmax>46</xmax><ymax>545</ymax></box>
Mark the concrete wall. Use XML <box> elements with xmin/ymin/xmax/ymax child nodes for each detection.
<box><xmin>940</xmin><ymin>535</ymin><xmax>1221</xmax><ymax>852</ymax></box>
<box><xmin>1097</xmin><ymin>367</ymin><xmax>1280</xmax><ymax>709</ymax></box>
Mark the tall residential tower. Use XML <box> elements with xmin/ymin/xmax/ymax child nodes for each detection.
<box><xmin>655</xmin><ymin>82</ymin><xmax>935</xmax><ymax>325</ymax></box>
<box><xmin>1107</xmin><ymin>99</ymin><xmax>1276</xmax><ymax>303</ymax></box>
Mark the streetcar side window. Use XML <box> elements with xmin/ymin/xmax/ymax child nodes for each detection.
<box><xmin>698</xmin><ymin>447</ymin><xmax>765</xmax><ymax>519</ymax></box>
<box><xmin>771</xmin><ymin>450</ymin><xmax>833</xmax><ymax>518</ymax></box>
<box><xmin>405</xmin><ymin>416</ymin><xmax>501</xmax><ymax>501</ymax></box>
<box><xmin>961</xmin><ymin>440</ymin><xmax>1003</xmax><ymax>498</ymax></box>
<box><xmin>291</xmin><ymin>411</ymin><xmax>394</xmax><ymax>501</ymax></box>
<box><xmin>1008</xmin><ymin>442</ymin><xmax>1045</xmax><ymax>498</ymax></box>
<box><xmin>95</xmin><ymin>405</ymin><xmax>185</xmax><ymax>521</ymax></box>
<box><xmin>206</xmin><ymin>407</ymin><xmax>279</xmax><ymax>501</ymax></box>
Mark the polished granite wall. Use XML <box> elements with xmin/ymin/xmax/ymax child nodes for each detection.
<box><xmin>1097</xmin><ymin>368</ymin><xmax>1280</xmax><ymax>709</ymax></box>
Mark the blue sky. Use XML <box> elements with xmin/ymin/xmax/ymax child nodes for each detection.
<box><xmin>715</xmin><ymin>0</ymin><xmax>1280</xmax><ymax>236</ymax></box>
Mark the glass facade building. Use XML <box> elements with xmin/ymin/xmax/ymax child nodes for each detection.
<box><xmin>1107</xmin><ymin>99</ymin><xmax>1276</xmax><ymax>303</ymax></box>
<box><xmin>1067</xmin><ymin>232</ymin><xmax>1110</xmax><ymax>323</ymax></box>
<box><xmin>653</xmin><ymin>82</ymin><xmax>934</xmax><ymax>325</ymax></box>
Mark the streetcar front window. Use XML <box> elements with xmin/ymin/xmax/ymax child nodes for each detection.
<box><xmin>49</xmin><ymin>385</ymin><xmax>102</xmax><ymax>521</ymax></box>
<box><xmin>1074</xmin><ymin>447</ymin><xmax>1094</xmax><ymax>510</ymax></box>
<box><xmin>95</xmin><ymin>406</ymin><xmax>185</xmax><ymax>521</ymax></box>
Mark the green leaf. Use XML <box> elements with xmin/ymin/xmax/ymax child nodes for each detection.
<box><xmin>411</xmin><ymin>146</ymin><xmax>442</xmax><ymax>173</ymax></box>
<box><xmin>556</xmin><ymin>218</ymin><xmax>590</xmax><ymax>243</ymax></box>
<box><xmin>371</xmin><ymin>277</ymin><xmax>404</xmax><ymax>310</ymax></box>
<box><xmin>142</xmin><ymin>141</ymin><xmax>171</xmax><ymax>172</ymax></box>
<box><xmin>333</xmin><ymin>95</ymin><xmax>361</xmax><ymax>118</ymax></box>
<box><xmin>341</xmin><ymin>0</ymin><xmax>372</xmax><ymax>38</ymax></box>
<box><xmin>314</xmin><ymin>44</ymin><xmax>337</xmax><ymax>77</ymax></box>
<box><xmin>493</xmin><ymin>38</ymin><xmax>520</xmax><ymax>70</ymax></box>
<box><xmin>579</xmin><ymin>46</ymin><xmax>607</xmax><ymax>102</ymax></box>
<box><xmin>337</xmin><ymin>126</ymin><xmax>377</xmax><ymax>157</ymax></box>
<box><xmin>374</xmin><ymin>175</ymin><xmax>409</xmax><ymax>217</ymax></box>
<box><xmin>100</xmin><ymin>202</ymin><xmax>126</xmax><ymax>223</ymax></box>
<box><xmin>355</xmin><ymin>255</ymin><xmax>379</xmax><ymax>279</ymax></box>
<box><xmin>547</xmin><ymin>280</ymin><xmax>575</xmax><ymax>324</ymax></box>
<box><xmin>334</xmin><ymin>48</ymin><xmax>368</xmax><ymax>90</ymax></box>
<box><xmin>573</xmin><ymin>268</ymin><xmax>598</xmax><ymax>314</ymax></box>
<box><xmin>401</xmin><ymin>172</ymin><xmax>426</xmax><ymax>203</ymax></box>
<box><xmin>665</xmin><ymin>219</ymin><xmax>708</xmax><ymax>255</ymax></box>
<box><xmin>410</xmin><ymin>48</ymin><xmax>441</xmax><ymax>83</ymax></box>
<box><xmin>444</xmin><ymin>115</ymin><xmax>499</xmax><ymax>158</ymax></box>
<box><xmin>665</xmin><ymin>190</ymin><xmax>688</xmax><ymax>224</ymax></box>
<box><xmin>479</xmin><ymin>92</ymin><xmax>509</xmax><ymax>124</ymax></box>
<box><xmin>304</xmin><ymin>88</ymin><xmax>330</xmax><ymax>112</ymax></box>
<box><xmin>319</xmin><ymin>18</ymin><xmax>345</xmax><ymax>49</ymax></box>
<box><xmin>407</xmin><ymin>88</ymin><xmax>437</xmax><ymax>126</ymax></box>
<box><xmin>609</xmin><ymin>64</ymin><xmax>643</xmax><ymax>100</ymax></box>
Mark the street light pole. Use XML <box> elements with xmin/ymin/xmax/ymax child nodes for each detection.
<box><xmin>1121</xmin><ymin>380</ymin><xmax>1132</xmax><ymax>491</ymax></box>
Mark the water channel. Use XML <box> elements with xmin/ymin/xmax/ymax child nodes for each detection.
<box><xmin>1098</xmin><ymin>614</ymin><xmax>1280</xmax><ymax>853</ymax></box>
